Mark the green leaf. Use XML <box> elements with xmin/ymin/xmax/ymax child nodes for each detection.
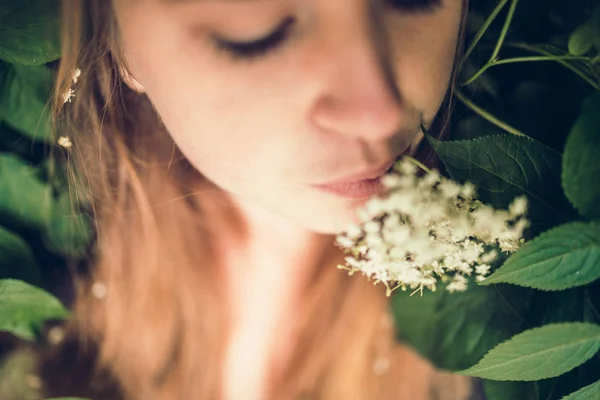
<box><xmin>0</xmin><ymin>63</ymin><xmax>53</xmax><ymax>141</ymax></box>
<box><xmin>0</xmin><ymin>154</ymin><xmax>91</xmax><ymax>258</ymax></box>
<box><xmin>0</xmin><ymin>226</ymin><xmax>41</xmax><ymax>285</ymax></box>
<box><xmin>481</xmin><ymin>222</ymin><xmax>600</xmax><ymax>290</ymax></box>
<box><xmin>563</xmin><ymin>93</ymin><xmax>600</xmax><ymax>221</ymax></box>
<box><xmin>459</xmin><ymin>323</ymin><xmax>600</xmax><ymax>381</ymax></box>
<box><xmin>562</xmin><ymin>379</ymin><xmax>600</xmax><ymax>399</ymax></box>
<box><xmin>426</xmin><ymin>133</ymin><xmax>575</xmax><ymax>234</ymax></box>
<box><xmin>391</xmin><ymin>282</ymin><xmax>531</xmax><ymax>371</ymax></box>
<box><xmin>0</xmin><ymin>279</ymin><xmax>69</xmax><ymax>341</ymax></box>
<box><xmin>569</xmin><ymin>21</ymin><xmax>594</xmax><ymax>56</ymax></box>
<box><xmin>0</xmin><ymin>153</ymin><xmax>52</xmax><ymax>232</ymax></box>
<box><xmin>0</xmin><ymin>0</ymin><xmax>61</xmax><ymax>65</ymax></box>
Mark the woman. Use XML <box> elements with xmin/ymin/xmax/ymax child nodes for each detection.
<box><xmin>43</xmin><ymin>0</ymin><xmax>474</xmax><ymax>398</ymax></box>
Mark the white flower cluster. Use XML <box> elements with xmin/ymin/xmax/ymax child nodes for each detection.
<box><xmin>58</xmin><ymin>68</ymin><xmax>81</xmax><ymax>149</ymax></box>
<box><xmin>57</xmin><ymin>136</ymin><xmax>72</xmax><ymax>149</ymax></box>
<box><xmin>62</xmin><ymin>68</ymin><xmax>81</xmax><ymax>104</ymax></box>
<box><xmin>335</xmin><ymin>158</ymin><xmax>529</xmax><ymax>297</ymax></box>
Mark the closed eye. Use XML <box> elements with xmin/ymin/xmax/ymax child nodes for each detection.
<box><xmin>386</xmin><ymin>0</ymin><xmax>443</xmax><ymax>12</ymax></box>
<box><xmin>210</xmin><ymin>17</ymin><xmax>296</xmax><ymax>61</ymax></box>
<box><xmin>210</xmin><ymin>0</ymin><xmax>443</xmax><ymax>62</ymax></box>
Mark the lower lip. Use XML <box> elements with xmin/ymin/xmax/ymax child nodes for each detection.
<box><xmin>314</xmin><ymin>171</ymin><xmax>392</xmax><ymax>199</ymax></box>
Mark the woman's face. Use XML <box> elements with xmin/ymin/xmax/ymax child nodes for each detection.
<box><xmin>112</xmin><ymin>0</ymin><xmax>463</xmax><ymax>234</ymax></box>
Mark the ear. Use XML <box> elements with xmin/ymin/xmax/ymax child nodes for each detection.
<box><xmin>119</xmin><ymin>65</ymin><xmax>146</xmax><ymax>93</ymax></box>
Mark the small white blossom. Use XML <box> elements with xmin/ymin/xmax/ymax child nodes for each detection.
<box><xmin>62</xmin><ymin>68</ymin><xmax>81</xmax><ymax>104</ymax></box>
<box><xmin>480</xmin><ymin>249</ymin><xmax>498</xmax><ymax>264</ymax></box>
<box><xmin>57</xmin><ymin>136</ymin><xmax>72</xmax><ymax>149</ymax></box>
<box><xmin>475</xmin><ymin>264</ymin><xmax>492</xmax><ymax>277</ymax></box>
<box><xmin>47</xmin><ymin>325</ymin><xmax>66</xmax><ymax>345</ymax></box>
<box><xmin>460</xmin><ymin>182</ymin><xmax>476</xmax><ymax>199</ymax></box>
<box><xmin>335</xmin><ymin>157</ymin><xmax>529</xmax><ymax>296</ymax></box>
<box><xmin>62</xmin><ymin>88</ymin><xmax>75</xmax><ymax>103</ymax></box>
<box><xmin>509</xmin><ymin>196</ymin><xmax>528</xmax><ymax>218</ymax></box>
<box><xmin>345</xmin><ymin>223</ymin><xmax>363</xmax><ymax>239</ymax></box>
<box><xmin>394</xmin><ymin>159</ymin><xmax>417</xmax><ymax>175</ymax></box>
<box><xmin>73</xmin><ymin>68</ymin><xmax>82</xmax><ymax>84</ymax></box>
<box><xmin>438</xmin><ymin>180</ymin><xmax>461</xmax><ymax>199</ymax></box>
<box><xmin>447</xmin><ymin>274</ymin><xmax>469</xmax><ymax>293</ymax></box>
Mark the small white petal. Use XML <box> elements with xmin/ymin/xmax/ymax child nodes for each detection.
<box><xmin>335</xmin><ymin>235</ymin><xmax>355</xmax><ymax>249</ymax></box>
<box><xmin>475</xmin><ymin>264</ymin><xmax>491</xmax><ymax>276</ymax></box>
<box><xmin>57</xmin><ymin>136</ymin><xmax>72</xmax><ymax>149</ymax></box>
<box><xmin>345</xmin><ymin>223</ymin><xmax>364</xmax><ymax>239</ymax></box>
<box><xmin>509</xmin><ymin>196</ymin><xmax>528</xmax><ymax>217</ymax></box>
<box><xmin>73</xmin><ymin>68</ymin><xmax>82</xmax><ymax>83</ymax></box>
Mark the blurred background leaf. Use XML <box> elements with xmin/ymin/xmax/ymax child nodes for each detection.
<box><xmin>0</xmin><ymin>0</ymin><xmax>61</xmax><ymax>66</ymax></box>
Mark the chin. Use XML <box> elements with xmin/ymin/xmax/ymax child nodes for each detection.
<box><xmin>283</xmin><ymin>197</ymin><xmax>371</xmax><ymax>235</ymax></box>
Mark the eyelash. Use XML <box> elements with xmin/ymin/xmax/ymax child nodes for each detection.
<box><xmin>212</xmin><ymin>16</ymin><xmax>296</xmax><ymax>62</ymax></box>
<box><xmin>387</xmin><ymin>0</ymin><xmax>442</xmax><ymax>12</ymax></box>
<box><xmin>212</xmin><ymin>0</ymin><xmax>442</xmax><ymax>62</ymax></box>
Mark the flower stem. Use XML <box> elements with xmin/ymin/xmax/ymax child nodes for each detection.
<box><xmin>461</xmin><ymin>55</ymin><xmax>592</xmax><ymax>86</ymax></box>
<box><xmin>461</xmin><ymin>0</ymin><xmax>510</xmax><ymax>64</ymax></box>
<box><xmin>454</xmin><ymin>90</ymin><xmax>528</xmax><ymax>137</ymax></box>
<box><xmin>505</xmin><ymin>42</ymin><xmax>600</xmax><ymax>90</ymax></box>
<box><xmin>491</xmin><ymin>0</ymin><xmax>519</xmax><ymax>61</ymax></box>
<box><xmin>403</xmin><ymin>156</ymin><xmax>433</xmax><ymax>174</ymax></box>
<box><xmin>460</xmin><ymin>0</ymin><xmax>521</xmax><ymax>86</ymax></box>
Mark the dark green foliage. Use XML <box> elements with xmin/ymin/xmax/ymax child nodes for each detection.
<box><xmin>0</xmin><ymin>0</ymin><xmax>91</xmax><ymax>374</ymax></box>
<box><xmin>392</xmin><ymin>1</ymin><xmax>600</xmax><ymax>399</ymax></box>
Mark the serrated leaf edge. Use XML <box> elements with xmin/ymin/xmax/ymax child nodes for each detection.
<box><xmin>458</xmin><ymin>322</ymin><xmax>600</xmax><ymax>381</ymax></box>
<box><xmin>480</xmin><ymin>221</ymin><xmax>600</xmax><ymax>290</ymax></box>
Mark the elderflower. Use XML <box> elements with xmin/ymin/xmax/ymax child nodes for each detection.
<box><xmin>335</xmin><ymin>157</ymin><xmax>529</xmax><ymax>296</ymax></box>
<box><xmin>62</xmin><ymin>68</ymin><xmax>82</xmax><ymax>104</ymax></box>
<box><xmin>62</xmin><ymin>88</ymin><xmax>75</xmax><ymax>103</ymax></box>
<box><xmin>72</xmin><ymin>68</ymin><xmax>82</xmax><ymax>84</ymax></box>
<box><xmin>57</xmin><ymin>136</ymin><xmax>72</xmax><ymax>149</ymax></box>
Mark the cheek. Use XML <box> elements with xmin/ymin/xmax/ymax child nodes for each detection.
<box><xmin>155</xmin><ymin>89</ymin><xmax>290</xmax><ymax>194</ymax></box>
<box><xmin>153</xmin><ymin>68</ymin><xmax>306</xmax><ymax>186</ymax></box>
<box><xmin>386</xmin><ymin>7</ymin><xmax>462</xmax><ymax>122</ymax></box>
<box><xmin>399</xmin><ymin>37</ymin><xmax>457</xmax><ymax>122</ymax></box>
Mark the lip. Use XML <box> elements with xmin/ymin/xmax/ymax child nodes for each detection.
<box><xmin>310</xmin><ymin>147</ymin><xmax>411</xmax><ymax>199</ymax></box>
<box><xmin>314</xmin><ymin>144</ymin><xmax>412</xmax><ymax>186</ymax></box>
<box><xmin>311</xmin><ymin>157</ymin><xmax>400</xmax><ymax>199</ymax></box>
<box><xmin>317</xmin><ymin>160</ymin><xmax>395</xmax><ymax>186</ymax></box>
<box><xmin>313</xmin><ymin>175</ymin><xmax>388</xmax><ymax>199</ymax></box>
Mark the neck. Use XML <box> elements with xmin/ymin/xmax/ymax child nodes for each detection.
<box><xmin>198</xmin><ymin>184</ymin><xmax>341</xmax><ymax>399</ymax></box>
<box><xmin>204</xmin><ymin>187</ymin><xmax>336</xmax><ymax>293</ymax></box>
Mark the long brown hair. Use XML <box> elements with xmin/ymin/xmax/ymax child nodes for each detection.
<box><xmin>43</xmin><ymin>1</ymin><xmax>472</xmax><ymax>399</ymax></box>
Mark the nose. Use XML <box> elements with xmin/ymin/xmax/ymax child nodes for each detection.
<box><xmin>309</xmin><ymin>10</ymin><xmax>407</xmax><ymax>144</ymax></box>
